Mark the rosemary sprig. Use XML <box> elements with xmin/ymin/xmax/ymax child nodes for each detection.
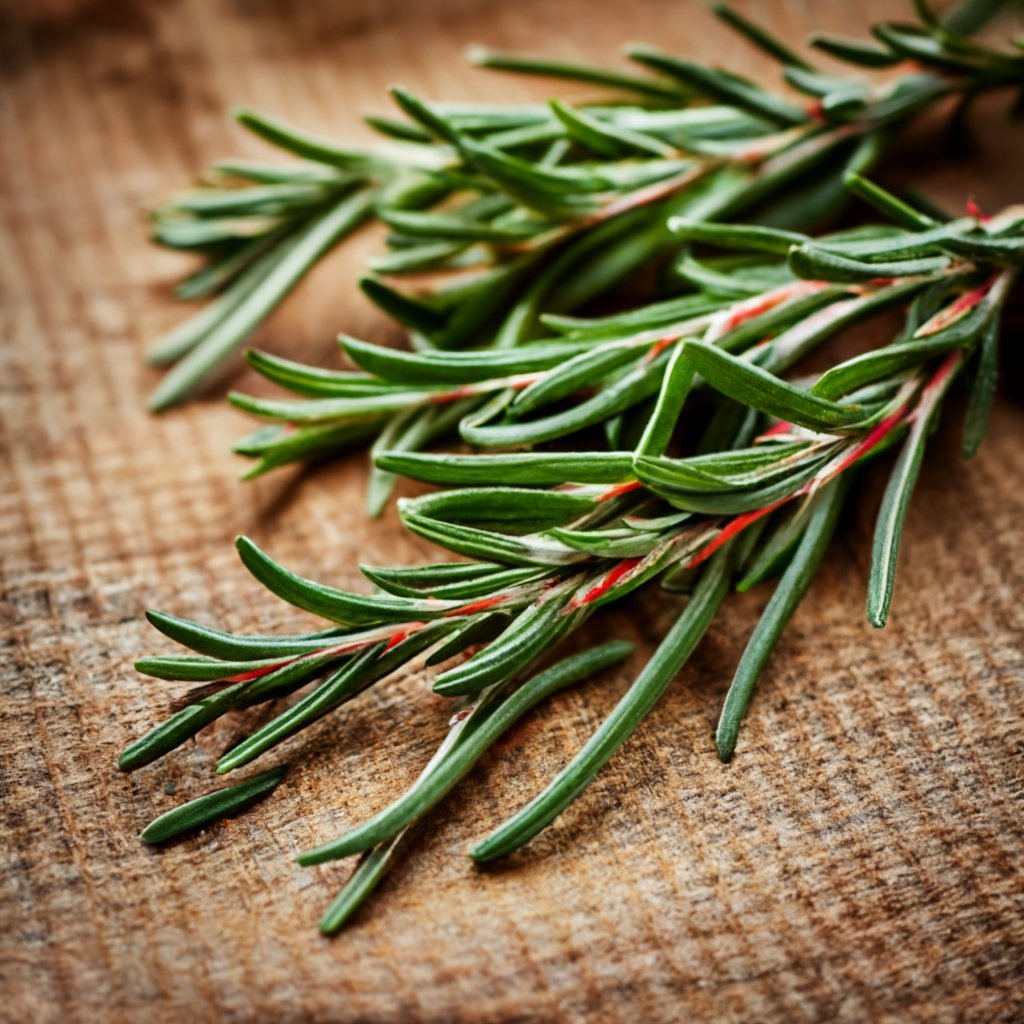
<box><xmin>311</xmin><ymin>640</ymin><xmax>634</xmax><ymax>932</ymax></box>
<box><xmin>125</xmin><ymin>182</ymin><xmax>1020</xmax><ymax>927</ymax></box>
<box><xmin>233</xmin><ymin>179</ymin><xmax>1021</xmax><ymax>485</ymax></box>
<box><xmin>146</xmin><ymin>0</ymin><xmax>1023</xmax><ymax>415</ymax></box>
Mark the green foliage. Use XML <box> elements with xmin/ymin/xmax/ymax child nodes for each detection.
<box><xmin>145</xmin><ymin>0</ymin><xmax>1023</xmax><ymax>413</ymax></box>
<box><xmin>129</xmin><ymin>2</ymin><xmax>1023</xmax><ymax>933</ymax></box>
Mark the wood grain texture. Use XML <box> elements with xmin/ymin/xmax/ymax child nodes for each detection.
<box><xmin>1</xmin><ymin>1</ymin><xmax>1023</xmax><ymax>1021</ymax></box>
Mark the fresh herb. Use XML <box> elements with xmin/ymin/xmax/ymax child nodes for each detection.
<box><xmin>146</xmin><ymin>0</ymin><xmax>1023</xmax><ymax>422</ymax></box>
<box><xmin>126</xmin><ymin>173</ymin><xmax>1021</xmax><ymax>928</ymax></box>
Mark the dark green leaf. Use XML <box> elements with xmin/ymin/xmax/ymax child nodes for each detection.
<box><xmin>867</xmin><ymin>357</ymin><xmax>960</xmax><ymax>627</ymax></box>
<box><xmin>716</xmin><ymin>477</ymin><xmax>848</xmax><ymax>760</ymax></box>
<box><xmin>788</xmin><ymin>241</ymin><xmax>949</xmax><ymax>283</ymax></box>
<box><xmin>299</xmin><ymin>640</ymin><xmax>633</xmax><ymax>864</ymax></box>
<box><xmin>433</xmin><ymin>589</ymin><xmax>579</xmax><ymax>696</ymax></box>
<box><xmin>148</xmin><ymin>189</ymin><xmax>375</xmax><ymax>411</ymax></box>
<box><xmin>713</xmin><ymin>3</ymin><xmax>814</xmax><ymax>69</ymax></box>
<box><xmin>628</xmin><ymin>46</ymin><xmax>809</xmax><ymax>126</ymax></box>
<box><xmin>377</xmin><ymin>450</ymin><xmax>634</xmax><ymax>487</ymax></box>
<box><xmin>235</xmin><ymin>536</ymin><xmax>462</xmax><ymax>624</ymax></box>
<box><xmin>141</xmin><ymin>766</ymin><xmax>287</xmax><ymax>844</ymax></box>
<box><xmin>682</xmin><ymin>341</ymin><xmax>865</xmax><ymax>431</ymax></box>
<box><xmin>466</xmin><ymin>46</ymin><xmax>684</xmax><ymax>100</ymax></box>
<box><xmin>962</xmin><ymin>318</ymin><xmax>1000</xmax><ymax>458</ymax></box>
<box><xmin>471</xmin><ymin>549</ymin><xmax>733</xmax><ymax>862</ymax></box>
<box><xmin>809</xmin><ymin>33</ymin><xmax>902</xmax><ymax>68</ymax></box>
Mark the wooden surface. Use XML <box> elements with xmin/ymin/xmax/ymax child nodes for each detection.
<box><xmin>2</xmin><ymin>1</ymin><xmax>1023</xmax><ymax>1021</ymax></box>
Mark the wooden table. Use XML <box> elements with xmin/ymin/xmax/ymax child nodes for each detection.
<box><xmin>2</xmin><ymin>1</ymin><xmax>1022</xmax><ymax>1021</ymax></box>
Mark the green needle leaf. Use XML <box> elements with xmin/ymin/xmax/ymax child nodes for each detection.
<box><xmin>471</xmin><ymin>550</ymin><xmax>733</xmax><ymax>863</ymax></box>
<box><xmin>376</xmin><ymin>450</ymin><xmax>635</xmax><ymax>487</ymax></box>
<box><xmin>788</xmin><ymin>241</ymin><xmax>949</xmax><ymax>283</ymax></box>
<box><xmin>461</xmin><ymin>352</ymin><xmax>668</xmax><ymax>447</ymax></box>
<box><xmin>235</xmin><ymin>536</ymin><xmax>461</xmax><ymax>625</ymax></box>
<box><xmin>466</xmin><ymin>45</ymin><xmax>684</xmax><ymax>100</ymax></box>
<box><xmin>735</xmin><ymin>508</ymin><xmax>808</xmax><ymax>592</ymax></box>
<box><xmin>716</xmin><ymin>476</ymin><xmax>849</xmax><ymax>762</ymax></box>
<box><xmin>359</xmin><ymin>277</ymin><xmax>448</xmax><ymax>335</ymax></box>
<box><xmin>510</xmin><ymin>345</ymin><xmax>643</xmax><ymax>418</ymax></box>
<box><xmin>549</xmin><ymin>99</ymin><xmax>672</xmax><ymax>158</ymax></box>
<box><xmin>809</xmin><ymin>33</ymin><xmax>902</xmax><ymax>68</ymax></box>
<box><xmin>378</xmin><ymin>207</ymin><xmax>538</xmax><ymax>242</ymax></box>
<box><xmin>712</xmin><ymin>2</ymin><xmax>814</xmax><ymax>69</ymax></box>
<box><xmin>147</xmin><ymin>226</ymin><xmax>297</xmax><ymax>367</ymax></box>
<box><xmin>318</xmin><ymin>834</ymin><xmax>407</xmax><ymax>934</ymax></box>
<box><xmin>299</xmin><ymin>640</ymin><xmax>633</xmax><ymax>865</ymax></box>
<box><xmin>627</xmin><ymin>45</ymin><xmax>810</xmax><ymax>126</ymax></box>
<box><xmin>148</xmin><ymin>189</ymin><xmax>375</xmax><ymax>411</ymax></box>
<box><xmin>670</xmin><ymin>218</ymin><xmax>806</xmax><ymax>254</ymax></box>
<box><xmin>636</xmin><ymin>343</ymin><xmax>696</xmax><ymax>458</ymax></box>
<box><xmin>867</xmin><ymin>357</ymin><xmax>961</xmax><ymax>628</ymax></box>
<box><xmin>433</xmin><ymin>589</ymin><xmax>579</xmax><ymax>696</ymax></box>
<box><xmin>341</xmin><ymin>334</ymin><xmax>588</xmax><ymax>385</ymax></box>
<box><xmin>366</xmin><ymin>406</ymin><xmax>439</xmax><ymax>518</ymax></box>
<box><xmin>118</xmin><ymin>684</ymin><xmax>248</xmax><ymax>771</ymax></box>
<box><xmin>841</xmin><ymin>172</ymin><xmax>936</xmax><ymax>229</ymax></box>
<box><xmin>681</xmin><ymin>340</ymin><xmax>864</xmax><ymax>431</ymax></box>
<box><xmin>235</xmin><ymin>109</ymin><xmax>382</xmax><ymax>171</ymax></box>
<box><xmin>215</xmin><ymin>645</ymin><xmax>385</xmax><ymax>773</ymax></box>
<box><xmin>245</xmin><ymin>348</ymin><xmax>399</xmax><ymax>398</ymax></box>
<box><xmin>144</xmin><ymin>609</ymin><xmax>348</xmax><ymax>660</ymax></box>
<box><xmin>962</xmin><ymin>317</ymin><xmax>1001</xmax><ymax>458</ymax></box>
<box><xmin>140</xmin><ymin>766</ymin><xmax>287</xmax><ymax>844</ymax></box>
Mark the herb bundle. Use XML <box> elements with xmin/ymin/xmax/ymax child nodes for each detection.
<box><xmin>127</xmin><ymin>0</ymin><xmax>1024</xmax><ymax>935</ymax></box>
<box><xmin>147</xmin><ymin>0</ymin><xmax>1023</xmax><ymax>428</ymax></box>
<box><xmin>128</xmin><ymin>165</ymin><xmax>1022</xmax><ymax>929</ymax></box>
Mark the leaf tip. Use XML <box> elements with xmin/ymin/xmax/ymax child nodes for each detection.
<box><xmin>145</xmin><ymin>384</ymin><xmax>179</xmax><ymax>414</ymax></box>
<box><xmin>714</xmin><ymin>708</ymin><xmax>738</xmax><ymax>759</ymax></box>
<box><xmin>468</xmin><ymin>839</ymin><xmax>494</xmax><ymax>864</ymax></box>
<box><xmin>623</xmin><ymin>41</ymin><xmax>654</xmax><ymax>62</ymax></box>
<box><xmin>234</xmin><ymin>534</ymin><xmax>258</xmax><ymax>559</ymax></box>
<box><xmin>238</xmin><ymin>463</ymin><xmax>267</xmax><ymax>482</ymax></box>
<box><xmin>866</xmin><ymin>606</ymin><xmax>888</xmax><ymax>629</ymax></box>
<box><xmin>231</xmin><ymin>105</ymin><xmax>256</xmax><ymax>123</ymax></box>
<box><xmin>388</xmin><ymin>84</ymin><xmax>417</xmax><ymax>111</ymax></box>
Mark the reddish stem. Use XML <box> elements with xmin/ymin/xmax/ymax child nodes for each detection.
<box><xmin>572</xmin><ymin>558</ymin><xmax>643</xmax><ymax>609</ymax></box>
<box><xmin>444</xmin><ymin>594</ymin><xmax>508</xmax><ymax>617</ymax></box>
<box><xmin>597</xmin><ymin>480</ymin><xmax>643</xmax><ymax>504</ymax></box>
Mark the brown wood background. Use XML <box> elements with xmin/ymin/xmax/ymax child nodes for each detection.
<box><xmin>2</xmin><ymin>1</ymin><xmax>1023</xmax><ymax>1021</ymax></box>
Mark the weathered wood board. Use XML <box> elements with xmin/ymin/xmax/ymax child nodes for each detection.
<box><xmin>1</xmin><ymin>1</ymin><xmax>1022</xmax><ymax>1021</ymax></box>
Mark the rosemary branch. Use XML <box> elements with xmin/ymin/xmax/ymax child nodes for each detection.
<box><xmin>127</xmin><ymin>0</ymin><xmax>1024</xmax><ymax>934</ymax></box>
<box><xmin>127</xmin><ymin>176</ymin><xmax>1022</xmax><ymax>928</ymax></box>
<box><xmin>146</xmin><ymin>0</ymin><xmax>1024</xmax><ymax>428</ymax></box>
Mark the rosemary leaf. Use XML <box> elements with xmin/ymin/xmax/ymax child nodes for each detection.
<box><xmin>140</xmin><ymin>766</ymin><xmax>288</xmax><ymax>844</ymax></box>
<box><xmin>716</xmin><ymin>476</ymin><xmax>849</xmax><ymax>761</ymax></box>
<box><xmin>299</xmin><ymin>640</ymin><xmax>633</xmax><ymax>865</ymax></box>
<box><xmin>471</xmin><ymin>550</ymin><xmax>733</xmax><ymax>863</ymax></box>
<box><xmin>961</xmin><ymin>317</ymin><xmax>1001</xmax><ymax>457</ymax></box>
<box><xmin>867</xmin><ymin>354</ymin><xmax>962</xmax><ymax>627</ymax></box>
